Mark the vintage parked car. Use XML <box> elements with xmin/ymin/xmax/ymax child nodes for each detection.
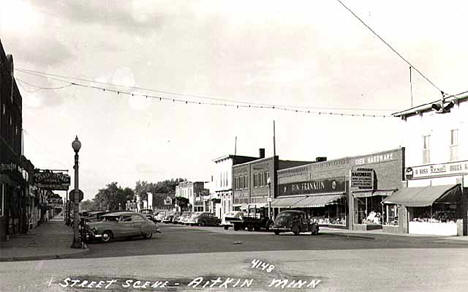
<box><xmin>140</xmin><ymin>209</ymin><xmax>156</xmax><ymax>222</ymax></box>
<box><xmin>154</xmin><ymin>212</ymin><xmax>167</xmax><ymax>223</ymax></box>
<box><xmin>223</xmin><ymin>211</ymin><xmax>271</xmax><ymax>231</ymax></box>
<box><xmin>271</xmin><ymin>210</ymin><xmax>319</xmax><ymax>236</ymax></box>
<box><xmin>221</xmin><ymin>211</ymin><xmax>244</xmax><ymax>230</ymax></box>
<box><xmin>187</xmin><ymin>212</ymin><xmax>220</xmax><ymax>226</ymax></box>
<box><xmin>81</xmin><ymin>210</ymin><xmax>109</xmax><ymax>223</ymax></box>
<box><xmin>162</xmin><ymin>213</ymin><xmax>175</xmax><ymax>223</ymax></box>
<box><xmin>177</xmin><ymin>212</ymin><xmax>192</xmax><ymax>224</ymax></box>
<box><xmin>85</xmin><ymin>211</ymin><xmax>161</xmax><ymax>242</ymax></box>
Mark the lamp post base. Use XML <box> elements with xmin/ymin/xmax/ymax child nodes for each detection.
<box><xmin>71</xmin><ymin>239</ymin><xmax>87</xmax><ymax>249</ymax></box>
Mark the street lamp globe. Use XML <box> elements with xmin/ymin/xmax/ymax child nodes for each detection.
<box><xmin>72</xmin><ymin>136</ymin><xmax>81</xmax><ymax>153</ymax></box>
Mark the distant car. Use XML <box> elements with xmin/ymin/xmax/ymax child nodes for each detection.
<box><xmin>271</xmin><ymin>210</ymin><xmax>319</xmax><ymax>236</ymax></box>
<box><xmin>221</xmin><ymin>211</ymin><xmax>244</xmax><ymax>230</ymax></box>
<box><xmin>162</xmin><ymin>214</ymin><xmax>175</xmax><ymax>223</ymax></box>
<box><xmin>154</xmin><ymin>212</ymin><xmax>167</xmax><ymax>223</ymax></box>
<box><xmin>187</xmin><ymin>212</ymin><xmax>220</xmax><ymax>226</ymax></box>
<box><xmin>172</xmin><ymin>213</ymin><xmax>181</xmax><ymax>223</ymax></box>
<box><xmin>140</xmin><ymin>209</ymin><xmax>156</xmax><ymax>222</ymax></box>
<box><xmin>85</xmin><ymin>211</ymin><xmax>161</xmax><ymax>242</ymax></box>
<box><xmin>177</xmin><ymin>212</ymin><xmax>192</xmax><ymax>224</ymax></box>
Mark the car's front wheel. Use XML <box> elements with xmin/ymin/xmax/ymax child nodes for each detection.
<box><xmin>101</xmin><ymin>231</ymin><xmax>113</xmax><ymax>243</ymax></box>
<box><xmin>143</xmin><ymin>232</ymin><xmax>153</xmax><ymax>239</ymax></box>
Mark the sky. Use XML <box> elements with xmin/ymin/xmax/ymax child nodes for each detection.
<box><xmin>1</xmin><ymin>0</ymin><xmax>468</xmax><ymax>200</ymax></box>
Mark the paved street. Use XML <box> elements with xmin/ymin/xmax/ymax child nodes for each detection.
<box><xmin>1</xmin><ymin>223</ymin><xmax>468</xmax><ymax>291</ymax></box>
<box><xmin>78</xmin><ymin>223</ymin><xmax>468</xmax><ymax>259</ymax></box>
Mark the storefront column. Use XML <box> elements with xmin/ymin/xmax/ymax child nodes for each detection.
<box><xmin>463</xmin><ymin>187</ymin><xmax>468</xmax><ymax>236</ymax></box>
<box><xmin>399</xmin><ymin>205</ymin><xmax>409</xmax><ymax>233</ymax></box>
<box><xmin>347</xmin><ymin>190</ymin><xmax>353</xmax><ymax>230</ymax></box>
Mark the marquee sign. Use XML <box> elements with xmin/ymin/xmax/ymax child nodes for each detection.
<box><xmin>406</xmin><ymin>160</ymin><xmax>468</xmax><ymax>180</ymax></box>
<box><xmin>278</xmin><ymin>177</ymin><xmax>345</xmax><ymax>197</ymax></box>
<box><xmin>34</xmin><ymin>170</ymin><xmax>71</xmax><ymax>190</ymax></box>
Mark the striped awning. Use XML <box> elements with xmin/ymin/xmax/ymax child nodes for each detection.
<box><xmin>383</xmin><ymin>184</ymin><xmax>460</xmax><ymax>207</ymax></box>
<box><xmin>271</xmin><ymin>197</ymin><xmax>306</xmax><ymax>208</ymax></box>
<box><xmin>294</xmin><ymin>194</ymin><xmax>345</xmax><ymax>208</ymax></box>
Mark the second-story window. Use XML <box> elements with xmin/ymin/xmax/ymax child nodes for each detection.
<box><xmin>450</xmin><ymin>129</ymin><xmax>459</xmax><ymax>161</ymax></box>
<box><xmin>423</xmin><ymin>135</ymin><xmax>430</xmax><ymax>164</ymax></box>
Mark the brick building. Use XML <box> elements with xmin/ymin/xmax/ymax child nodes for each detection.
<box><xmin>232</xmin><ymin>149</ymin><xmax>313</xmax><ymax>218</ymax></box>
<box><xmin>0</xmin><ymin>40</ymin><xmax>28</xmax><ymax>240</ymax></box>
<box><xmin>276</xmin><ymin>148</ymin><xmax>405</xmax><ymax>230</ymax></box>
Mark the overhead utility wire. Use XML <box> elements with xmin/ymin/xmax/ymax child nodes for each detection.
<box><xmin>336</xmin><ymin>0</ymin><xmax>447</xmax><ymax>97</ymax></box>
<box><xmin>16</xmin><ymin>67</ymin><xmax>397</xmax><ymax>112</ymax></box>
<box><xmin>16</xmin><ymin>77</ymin><xmax>73</xmax><ymax>90</ymax></box>
<box><xmin>15</xmin><ymin>68</ymin><xmax>391</xmax><ymax>118</ymax></box>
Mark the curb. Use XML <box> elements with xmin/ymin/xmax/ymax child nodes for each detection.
<box><xmin>0</xmin><ymin>247</ymin><xmax>90</xmax><ymax>262</ymax></box>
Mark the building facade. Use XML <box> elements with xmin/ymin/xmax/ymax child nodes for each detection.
<box><xmin>276</xmin><ymin>148</ymin><xmax>405</xmax><ymax>230</ymax></box>
<box><xmin>0</xmin><ymin>41</ymin><xmax>29</xmax><ymax>241</ymax></box>
<box><xmin>384</xmin><ymin>93</ymin><xmax>468</xmax><ymax>235</ymax></box>
<box><xmin>175</xmin><ymin>181</ymin><xmax>208</xmax><ymax>212</ymax></box>
<box><xmin>232</xmin><ymin>153</ymin><xmax>313</xmax><ymax>218</ymax></box>
<box><xmin>211</xmin><ymin>154</ymin><xmax>258</xmax><ymax>219</ymax></box>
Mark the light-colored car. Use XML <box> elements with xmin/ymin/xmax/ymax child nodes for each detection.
<box><xmin>154</xmin><ymin>212</ymin><xmax>166</xmax><ymax>222</ymax></box>
<box><xmin>221</xmin><ymin>211</ymin><xmax>244</xmax><ymax>230</ymax></box>
<box><xmin>85</xmin><ymin>211</ymin><xmax>161</xmax><ymax>242</ymax></box>
<box><xmin>177</xmin><ymin>212</ymin><xmax>192</xmax><ymax>224</ymax></box>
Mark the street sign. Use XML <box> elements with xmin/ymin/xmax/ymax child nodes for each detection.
<box><xmin>69</xmin><ymin>189</ymin><xmax>84</xmax><ymax>202</ymax></box>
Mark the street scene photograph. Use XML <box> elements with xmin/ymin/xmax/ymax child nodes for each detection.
<box><xmin>1</xmin><ymin>1</ymin><xmax>468</xmax><ymax>291</ymax></box>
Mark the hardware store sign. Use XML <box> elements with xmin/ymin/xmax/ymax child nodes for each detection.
<box><xmin>278</xmin><ymin>177</ymin><xmax>345</xmax><ymax>197</ymax></box>
<box><xmin>351</xmin><ymin>169</ymin><xmax>374</xmax><ymax>191</ymax></box>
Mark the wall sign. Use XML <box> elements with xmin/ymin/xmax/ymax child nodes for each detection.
<box><xmin>406</xmin><ymin>160</ymin><xmax>468</xmax><ymax>180</ymax></box>
<box><xmin>34</xmin><ymin>170</ymin><xmax>71</xmax><ymax>190</ymax></box>
<box><xmin>278</xmin><ymin>177</ymin><xmax>345</xmax><ymax>197</ymax></box>
<box><xmin>351</xmin><ymin>168</ymin><xmax>375</xmax><ymax>191</ymax></box>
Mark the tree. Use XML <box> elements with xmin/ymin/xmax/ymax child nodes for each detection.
<box><xmin>175</xmin><ymin>197</ymin><xmax>189</xmax><ymax>210</ymax></box>
<box><xmin>93</xmin><ymin>182</ymin><xmax>135</xmax><ymax>211</ymax></box>
<box><xmin>80</xmin><ymin>199</ymin><xmax>97</xmax><ymax>211</ymax></box>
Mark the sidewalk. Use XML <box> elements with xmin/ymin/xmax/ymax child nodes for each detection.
<box><xmin>321</xmin><ymin>226</ymin><xmax>468</xmax><ymax>241</ymax></box>
<box><xmin>0</xmin><ymin>215</ymin><xmax>88</xmax><ymax>261</ymax></box>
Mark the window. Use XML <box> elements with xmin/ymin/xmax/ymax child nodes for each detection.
<box><xmin>423</xmin><ymin>135</ymin><xmax>430</xmax><ymax>164</ymax></box>
<box><xmin>450</xmin><ymin>129</ymin><xmax>459</xmax><ymax>161</ymax></box>
<box><xmin>131</xmin><ymin>215</ymin><xmax>145</xmax><ymax>222</ymax></box>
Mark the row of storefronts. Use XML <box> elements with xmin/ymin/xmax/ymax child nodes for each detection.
<box><xmin>0</xmin><ymin>40</ymin><xmax>68</xmax><ymax>241</ymax></box>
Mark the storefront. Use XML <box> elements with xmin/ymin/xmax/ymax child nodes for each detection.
<box><xmin>275</xmin><ymin>148</ymin><xmax>405</xmax><ymax>230</ymax></box>
<box><xmin>383</xmin><ymin>160</ymin><xmax>468</xmax><ymax>236</ymax></box>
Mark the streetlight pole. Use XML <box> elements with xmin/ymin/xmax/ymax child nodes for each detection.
<box><xmin>71</xmin><ymin>136</ymin><xmax>82</xmax><ymax>248</ymax></box>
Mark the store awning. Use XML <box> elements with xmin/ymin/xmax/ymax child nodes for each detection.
<box><xmin>294</xmin><ymin>193</ymin><xmax>345</xmax><ymax>208</ymax></box>
<box><xmin>271</xmin><ymin>197</ymin><xmax>306</xmax><ymax>208</ymax></box>
<box><xmin>353</xmin><ymin>190</ymin><xmax>395</xmax><ymax>198</ymax></box>
<box><xmin>248</xmin><ymin>203</ymin><xmax>267</xmax><ymax>209</ymax></box>
<box><xmin>383</xmin><ymin>184</ymin><xmax>460</xmax><ymax>207</ymax></box>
